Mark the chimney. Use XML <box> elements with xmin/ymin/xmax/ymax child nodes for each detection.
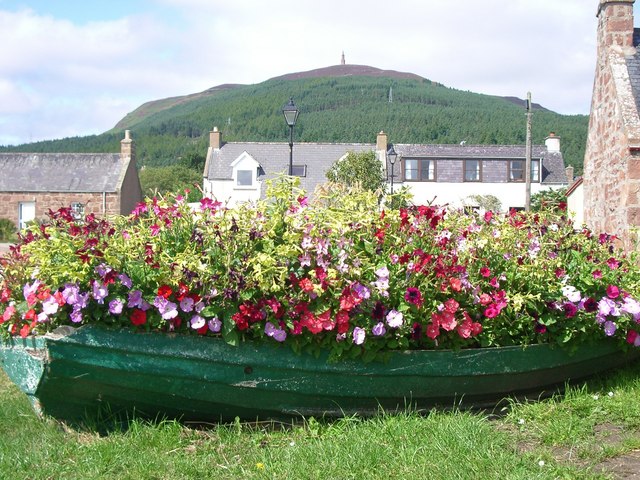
<box><xmin>209</xmin><ymin>126</ymin><xmax>222</xmax><ymax>149</ymax></box>
<box><xmin>545</xmin><ymin>132</ymin><xmax>561</xmax><ymax>153</ymax></box>
<box><xmin>376</xmin><ymin>131</ymin><xmax>388</xmax><ymax>152</ymax></box>
<box><xmin>597</xmin><ymin>0</ymin><xmax>635</xmax><ymax>49</ymax></box>
<box><xmin>120</xmin><ymin>129</ymin><xmax>134</xmax><ymax>159</ymax></box>
<box><xmin>565</xmin><ymin>165</ymin><xmax>574</xmax><ymax>184</ymax></box>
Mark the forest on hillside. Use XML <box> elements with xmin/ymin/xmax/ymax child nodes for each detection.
<box><xmin>0</xmin><ymin>75</ymin><xmax>589</xmax><ymax>177</ymax></box>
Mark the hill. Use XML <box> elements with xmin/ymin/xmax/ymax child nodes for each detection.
<box><xmin>0</xmin><ymin>64</ymin><xmax>589</xmax><ymax>174</ymax></box>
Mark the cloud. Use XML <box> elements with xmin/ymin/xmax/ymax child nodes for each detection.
<box><xmin>0</xmin><ymin>0</ymin><xmax>623</xmax><ymax>145</ymax></box>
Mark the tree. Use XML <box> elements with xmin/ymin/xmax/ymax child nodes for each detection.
<box><xmin>325</xmin><ymin>151</ymin><xmax>386</xmax><ymax>193</ymax></box>
<box><xmin>139</xmin><ymin>165</ymin><xmax>202</xmax><ymax>202</ymax></box>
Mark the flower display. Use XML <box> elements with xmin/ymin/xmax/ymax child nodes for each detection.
<box><xmin>1</xmin><ymin>178</ymin><xmax>639</xmax><ymax>362</ymax></box>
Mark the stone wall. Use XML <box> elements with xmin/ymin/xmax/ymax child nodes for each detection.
<box><xmin>583</xmin><ymin>0</ymin><xmax>640</xmax><ymax>249</ymax></box>
<box><xmin>0</xmin><ymin>192</ymin><xmax>120</xmax><ymax>228</ymax></box>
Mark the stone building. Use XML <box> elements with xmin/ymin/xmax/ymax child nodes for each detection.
<box><xmin>583</xmin><ymin>0</ymin><xmax>640</xmax><ymax>248</ymax></box>
<box><xmin>0</xmin><ymin>130</ymin><xmax>143</xmax><ymax>230</ymax></box>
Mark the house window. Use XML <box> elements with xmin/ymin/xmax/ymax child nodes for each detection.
<box><xmin>18</xmin><ymin>201</ymin><xmax>35</xmax><ymax>231</ymax></box>
<box><xmin>464</xmin><ymin>160</ymin><xmax>481</xmax><ymax>182</ymax></box>
<box><xmin>291</xmin><ymin>165</ymin><xmax>307</xmax><ymax>177</ymax></box>
<box><xmin>70</xmin><ymin>202</ymin><xmax>85</xmax><ymax>220</ymax></box>
<box><xmin>237</xmin><ymin>170</ymin><xmax>253</xmax><ymax>186</ymax></box>
<box><xmin>403</xmin><ymin>159</ymin><xmax>436</xmax><ymax>181</ymax></box>
<box><xmin>509</xmin><ymin>160</ymin><xmax>540</xmax><ymax>182</ymax></box>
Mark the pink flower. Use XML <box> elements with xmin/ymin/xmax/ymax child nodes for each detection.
<box><xmin>426</xmin><ymin>322</ymin><xmax>439</xmax><ymax>339</ymax></box>
<box><xmin>592</xmin><ymin>270</ymin><xmax>603</xmax><ymax>279</ymax></box>
<box><xmin>606</xmin><ymin>285</ymin><xmax>620</xmax><ymax>299</ymax></box>
<box><xmin>607</xmin><ymin>258</ymin><xmax>620</xmax><ymax>270</ymax></box>
<box><xmin>404</xmin><ymin>287</ymin><xmax>423</xmax><ymax>307</ymax></box>
<box><xmin>484</xmin><ymin>304</ymin><xmax>500</xmax><ymax>319</ymax></box>
<box><xmin>480</xmin><ymin>267</ymin><xmax>491</xmax><ymax>278</ymax></box>
<box><xmin>150</xmin><ymin>224</ymin><xmax>160</xmax><ymax>236</ymax></box>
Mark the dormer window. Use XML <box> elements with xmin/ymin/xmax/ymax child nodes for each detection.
<box><xmin>230</xmin><ymin>152</ymin><xmax>261</xmax><ymax>190</ymax></box>
<box><xmin>237</xmin><ymin>170</ymin><xmax>253</xmax><ymax>186</ymax></box>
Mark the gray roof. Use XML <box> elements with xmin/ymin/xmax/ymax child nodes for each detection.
<box><xmin>206</xmin><ymin>142</ymin><xmax>373</xmax><ymax>194</ymax></box>
<box><xmin>0</xmin><ymin>153</ymin><xmax>127</xmax><ymax>192</ymax></box>
<box><xmin>393</xmin><ymin>143</ymin><xmax>567</xmax><ymax>185</ymax></box>
<box><xmin>207</xmin><ymin>141</ymin><xmax>567</xmax><ymax>189</ymax></box>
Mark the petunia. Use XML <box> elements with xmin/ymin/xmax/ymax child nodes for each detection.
<box><xmin>352</xmin><ymin>327</ymin><xmax>366</xmax><ymax>345</ymax></box>
<box><xmin>190</xmin><ymin>315</ymin><xmax>206</xmax><ymax>330</ymax></box>
<box><xmin>41</xmin><ymin>296</ymin><xmax>59</xmax><ymax>315</ymax></box>
<box><xmin>92</xmin><ymin>282</ymin><xmax>108</xmax><ymax>304</ymax></box>
<box><xmin>606</xmin><ymin>285</ymin><xmax>620</xmax><ymax>299</ymax></box>
<box><xmin>372</xmin><ymin>322</ymin><xmax>386</xmax><ymax>336</ymax></box>
<box><xmin>108</xmin><ymin>298</ymin><xmax>124</xmax><ymax>315</ymax></box>
<box><xmin>386</xmin><ymin>309</ymin><xmax>404</xmax><ymax>328</ymax></box>
<box><xmin>130</xmin><ymin>308</ymin><xmax>146</xmax><ymax>326</ymax></box>
<box><xmin>128</xmin><ymin>290</ymin><xmax>144</xmax><ymax>309</ymax></box>
<box><xmin>561</xmin><ymin>285</ymin><xmax>582</xmax><ymax>303</ymax></box>
<box><xmin>604</xmin><ymin>321</ymin><xmax>617</xmax><ymax>336</ymax></box>
<box><xmin>180</xmin><ymin>297</ymin><xmax>195</xmax><ymax>313</ymax></box>
<box><xmin>119</xmin><ymin>274</ymin><xmax>133</xmax><ymax>289</ymax></box>
<box><xmin>207</xmin><ymin>317</ymin><xmax>222</xmax><ymax>333</ymax></box>
<box><xmin>404</xmin><ymin>287</ymin><xmax>423</xmax><ymax>307</ymax></box>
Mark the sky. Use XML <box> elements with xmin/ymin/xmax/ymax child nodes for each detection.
<box><xmin>0</xmin><ymin>0</ymin><xmax>634</xmax><ymax>146</ymax></box>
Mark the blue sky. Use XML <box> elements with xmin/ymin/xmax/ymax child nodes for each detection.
<box><xmin>0</xmin><ymin>0</ymin><xmax>636</xmax><ymax>146</ymax></box>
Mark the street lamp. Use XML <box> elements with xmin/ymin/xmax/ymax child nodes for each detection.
<box><xmin>387</xmin><ymin>145</ymin><xmax>398</xmax><ymax>194</ymax></box>
<box><xmin>282</xmin><ymin>97</ymin><xmax>299</xmax><ymax>176</ymax></box>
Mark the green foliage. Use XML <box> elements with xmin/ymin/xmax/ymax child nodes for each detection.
<box><xmin>531</xmin><ymin>187</ymin><xmax>568</xmax><ymax>212</ymax></box>
<box><xmin>139</xmin><ymin>164</ymin><xmax>202</xmax><ymax>202</ymax></box>
<box><xmin>0</xmin><ymin>218</ymin><xmax>16</xmax><ymax>242</ymax></box>
<box><xmin>0</xmin><ymin>76</ymin><xmax>588</xmax><ymax>174</ymax></box>
<box><xmin>325</xmin><ymin>151</ymin><xmax>386</xmax><ymax>192</ymax></box>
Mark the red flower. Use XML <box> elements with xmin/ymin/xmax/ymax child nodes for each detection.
<box><xmin>299</xmin><ymin>278</ymin><xmax>315</xmax><ymax>293</ymax></box>
<box><xmin>176</xmin><ymin>283</ymin><xmax>189</xmax><ymax>301</ymax></box>
<box><xmin>438</xmin><ymin>312</ymin><xmax>457</xmax><ymax>332</ymax></box>
<box><xmin>19</xmin><ymin>323</ymin><xmax>31</xmax><ymax>338</ymax></box>
<box><xmin>449</xmin><ymin>278</ymin><xmax>462</xmax><ymax>292</ymax></box>
<box><xmin>443</xmin><ymin>298</ymin><xmax>459</xmax><ymax>314</ymax></box>
<box><xmin>157</xmin><ymin>285</ymin><xmax>173</xmax><ymax>299</ymax></box>
<box><xmin>483</xmin><ymin>211</ymin><xmax>493</xmax><ymax>223</ymax></box>
<box><xmin>480</xmin><ymin>267</ymin><xmax>491</xmax><ymax>278</ymax></box>
<box><xmin>457</xmin><ymin>322</ymin><xmax>472</xmax><ymax>339</ymax></box>
<box><xmin>130</xmin><ymin>309</ymin><xmax>147</xmax><ymax>326</ymax></box>
<box><xmin>627</xmin><ymin>330</ymin><xmax>638</xmax><ymax>345</ymax></box>
<box><xmin>0</xmin><ymin>285</ymin><xmax>11</xmax><ymax>303</ymax></box>
<box><xmin>426</xmin><ymin>322</ymin><xmax>439</xmax><ymax>339</ymax></box>
<box><xmin>300</xmin><ymin>311</ymin><xmax>323</xmax><ymax>334</ymax></box>
<box><xmin>563</xmin><ymin>302</ymin><xmax>578</xmax><ymax>318</ymax></box>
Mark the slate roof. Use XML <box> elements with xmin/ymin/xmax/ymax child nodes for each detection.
<box><xmin>206</xmin><ymin>142</ymin><xmax>374</xmax><ymax>194</ymax></box>
<box><xmin>392</xmin><ymin>144</ymin><xmax>567</xmax><ymax>185</ymax></box>
<box><xmin>206</xmin><ymin>141</ymin><xmax>567</xmax><ymax>191</ymax></box>
<box><xmin>0</xmin><ymin>153</ymin><xmax>127</xmax><ymax>192</ymax></box>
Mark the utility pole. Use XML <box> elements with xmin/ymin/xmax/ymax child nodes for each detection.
<box><xmin>525</xmin><ymin>92</ymin><xmax>533</xmax><ymax>212</ymax></box>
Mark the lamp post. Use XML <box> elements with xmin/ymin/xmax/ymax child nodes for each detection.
<box><xmin>282</xmin><ymin>97</ymin><xmax>299</xmax><ymax>176</ymax></box>
<box><xmin>387</xmin><ymin>145</ymin><xmax>398</xmax><ymax>194</ymax></box>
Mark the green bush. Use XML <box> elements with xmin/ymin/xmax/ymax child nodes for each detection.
<box><xmin>0</xmin><ymin>218</ymin><xmax>16</xmax><ymax>243</ymax></box>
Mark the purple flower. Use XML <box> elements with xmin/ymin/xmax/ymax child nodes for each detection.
<box><xmin>23</xmin><ymin>280</ymin><xmax>40</xmax><ymax>301</ymax></box>
<box><xmin>180</xmin><ymin>297</ymin><xmax>195</xmax><ymax>313</ymax></box>
<box><xmin>190</xmin><ymin>315</ymin><xmax>205</xmax><ymax>329</ymax></box>
<box><xmin>621</xmin><ymin>297</ymin><xmax>640</xmax><ymax>319</ymax></box>
<box><xmin>352</xmin><ymin>283</ymin><xmax>370</xmax><ymax>301</ymax></box>
<box><xmin>352</xmin><ymin>327</ymin><xmax>366</xmax><ymax>345</ymax></box>
<box><xmin>207</xmin><ymin>317</ymin><xmax>222</xmax><ymax>333</ymax></box>
<box><xmin>154</xmin><ymin>296</ymin><xmax>178</xmax><ymax>320</ymax></box>
<box><xmin>604</xmin><ymin>321</ymin><xmax>617</xmax><ymax>336</ymax></box>
<box><xmin>41</xmin><ymin>296</ymin><xmax>59</xmax><ymax>315</ymax></box>
<box><xmin>386</xmin><ymin>309</ymin><xmax>404</xmax><ymax>328</ymax></box>
<box><xmin>375</xmin><ymin>266</ymin><xmax>389</xmax><ymax>278</ymax></box>
<box><xmin>70</xmin><ymin>307</ymin><xmax>83</xmax><ymax>323</ymax></box>
<box><xmin>62</xmin><ymin>283</ymin><xmax>81</xmax><ymax>305</ymax></box>
<box><xmin>598</xmin><ymin>297</ymin><xmax>620</xmax><ymax>317</ymax></box>
<box><xmin>119</xmin><ymin>274</ymin><xmax>133</xmax><ymax>289</ymax></box>
<box><xmin>92</xmin><ymin>282</ymin><xmax>109</xmax><ymax>304</ymax></box>
<box><xmin>372</xmin><ymin>322</ymin><xmax>386</xmax><ymax>336</ymax></box>
<box><xmin>37</xmin><ymin>312</ymin><xmax>48</xmax><ymax>323</ymax></box>
<box><xmin>272</xmin><ymin>329</ymin><xmax>287</xmax><ymax>342</ymax></box>
<box><xmin>95</xmin><ymin>264</ymin><xmax>111</xmax><ymax>279</ymax></box>
<box><xmin>108</xmin><ymin>298</ymin><xmax>124</xmax><ymax>315</ymax></box>
<box><xmin>127</xmin><ymin>290</ymin><xmax>144</xmax><ymax>309</ymax></box>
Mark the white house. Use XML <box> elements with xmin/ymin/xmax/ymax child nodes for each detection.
<box><xmin>202</xmin><ymin>128</ymin><xmax>569</xmax><ymax>211</ymax></box>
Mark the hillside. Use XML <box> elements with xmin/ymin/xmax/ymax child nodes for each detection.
<box><xmin>0</xmin><ymin>64</ymin><xmax>589</xmax><ymax>173</ymax></box>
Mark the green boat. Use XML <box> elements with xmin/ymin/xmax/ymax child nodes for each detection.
<box><xmin>0</xmin><ymin>324</ymin><xmax>637</xmax><ymax>424</ymax></box>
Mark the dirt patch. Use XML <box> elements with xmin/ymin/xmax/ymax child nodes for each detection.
<box><xmin>596</xmin><ymin>450</ymin><xmax>640</xmax><ymax>479</ymax></box>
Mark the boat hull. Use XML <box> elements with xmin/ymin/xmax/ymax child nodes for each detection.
<box><xmin>1</xmin><ymin>325</ymin><xmax>638</xmax><ymax>423</ymax></box>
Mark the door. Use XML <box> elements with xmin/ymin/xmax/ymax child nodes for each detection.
<box><xmin>18</xmin><ymin>201</ymin><xmax>35</xmax><ymax>230</ymax></box>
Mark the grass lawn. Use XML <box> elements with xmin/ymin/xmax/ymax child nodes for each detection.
<box><xmin>2</xmin><ymin>361</ymin><xmax>640</xmax><ymax>479</ymax></box>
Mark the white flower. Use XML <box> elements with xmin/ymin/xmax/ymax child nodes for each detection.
<box><xmin>538</xmin><ymin>460</ymin><xmax>545</xmax><ymax>467</ymax></box>
<box><xmin>608</xmin><ymin>391</ymin><xmax>614</xmax><ymax>397</ymax></box>
<box><xmin>518</xmin><ymin>418</ymin><xmax>525</xmax><ymax>425</ymax></box>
